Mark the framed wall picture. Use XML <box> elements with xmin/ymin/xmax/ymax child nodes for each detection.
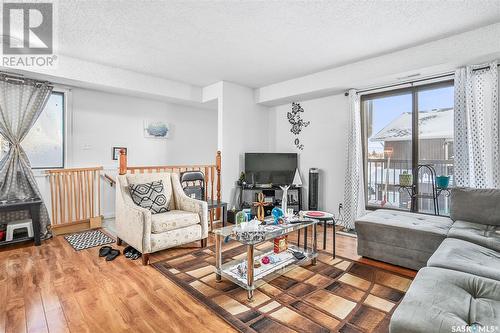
<box><xmin>144</xmin><ymin>120</ymin><xmax>170</xmax><ymax>139</ymax></box>
<box><xmin>112</xmin><ymin>147</ymin><xmax>127</xmax><ymax>160</ymax></box>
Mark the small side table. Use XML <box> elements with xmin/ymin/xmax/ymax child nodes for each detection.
<box><xmin>0</xmin><ymin>198</ymin><xmax>42</xmax><ymax>247</ymax></box>
<box><xmin>207</xmin><ymin>200</ymin><xmax>228</xmax><ymax>229</ymax></box>
<box><xmin>297</xmin><ymin>211</ymin><xmax>336</xmax><ymax>258</ymax></box>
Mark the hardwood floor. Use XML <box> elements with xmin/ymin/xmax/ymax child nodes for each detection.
<box><xmin>0</xmin><ymin>224</ymin><xmax>416</xmax><ymax>333</ymax></box>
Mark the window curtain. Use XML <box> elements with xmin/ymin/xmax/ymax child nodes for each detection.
<box><xmin>454</xmin><ymin>61</ymin><xmax>499</xmax><ymax>189</ymax></box>
<box><xmin>342</xmin><ymin>89</ymin><xmax>366</xmax><ymax>230</ymax></box>
<box><xmin>0</xmin><ymin>76</ymin><xmax>53</xmax><ymax>239</ymax></box>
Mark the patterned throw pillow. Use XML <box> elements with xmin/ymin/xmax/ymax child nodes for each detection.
<box><xmin>129</xmin><ymin>180</ymin><xmax>169</xmax><ymax>214</ymax></box>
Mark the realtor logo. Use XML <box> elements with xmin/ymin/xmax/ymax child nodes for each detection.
<box><xmin>3</xmin><ymin>2</ymin><xmax>53</xmax><ymax>54</ymax></box>
<box><xmin>1</xmin><ymin>2</ymin><xmax>56</xmax><ymax>68</ymax></box>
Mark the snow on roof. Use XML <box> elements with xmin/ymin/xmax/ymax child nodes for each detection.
<box><xmin>370</xmin><ymin>108</ymin><xmax>453</xmax><ymax>142</ymax></box>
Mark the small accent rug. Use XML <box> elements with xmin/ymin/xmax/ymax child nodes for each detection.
<box><xmin>152</xmin><ymin>242</ymin><xmax>413</xmax><ymax>333</ymax></box>
<box><xmin>64</xmin><ymin>229</ymin><xmax>115</xmax><ymax>251</ymax></box>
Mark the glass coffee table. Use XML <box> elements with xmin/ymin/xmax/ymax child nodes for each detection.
<box><xmin>212</xmin><ymin>219</ymin><xmax>320</xmax><ymax>301</ymax></box>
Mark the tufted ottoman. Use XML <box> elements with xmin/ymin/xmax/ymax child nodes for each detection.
<box><xmin>355</xmin><ymin>209</ymin><xmax>453</xmax><ymax>270</ymax></box>
<box><xmin>390</xmin><ymin>267</ymin><xmax>500</xmax><ymax>333</ymax></box>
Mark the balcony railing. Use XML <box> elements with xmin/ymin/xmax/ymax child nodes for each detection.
<box><xmin>366</xmin><ymin>158</ymin><xmax>454</xmax><ymax>215</ymax></box>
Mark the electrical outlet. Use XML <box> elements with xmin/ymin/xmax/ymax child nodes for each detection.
<box><xmin>338</xmin><ymin>203</ymin><xmax>343</xmax><ymax>210</ymax></box>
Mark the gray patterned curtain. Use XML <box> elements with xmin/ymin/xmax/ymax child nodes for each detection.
<box><xmin>454</xmin><ymin>61</ymin><xmax>499</xmax><ymax>189</ymax></box>
<box><xmin>0</xmin><ymin>75</ymin><xmax>53</xmax><ymax>239</ymax></box>
<box><xmin>342</xmin><ymin>89</ymin><xmax>366</xmax><ymax>230</ymax></box>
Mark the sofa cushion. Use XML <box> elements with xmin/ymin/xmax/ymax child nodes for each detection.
<box><xmin>125</xmin><ymin>172</ymin><xmax>175</xmax><ymax>210</ymax></box>
<box><xmin>129</xmin><ymin>180</ymin><xmax>169</xmax><ymax>214</ymax></box>
<box><xmin>151</xmin><ymin>210</ymin><xmax>200</xmax><ymax>234</ymax></box>
<box><xmin>150</xmin><ymin>224</ymin><xmax>202</xmax><ymax>251</ymax></box>
<box><xmin>427</xmin><ymin>238</ymin><xmax>500</xmax><ymax>281</ymax></box>
<box><xmin>450</xmin><ymin>187</ymin><xmax>500</xmax><ymax>225</ymax></box>
<box><xmin>448</xmin><ymin>220</ymin><xmax>500</xmax><ymax>252</ymax></box>
<box><xmin>390</xmin><ymin>267</ymin><xmax>500</xmax><ymax>333</ymax></box>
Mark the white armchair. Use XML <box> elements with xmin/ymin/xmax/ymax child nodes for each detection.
<box><xmin>115</xmin><ymin>172</ymin><xmax>208</xmax><ymax>265</ymax></box>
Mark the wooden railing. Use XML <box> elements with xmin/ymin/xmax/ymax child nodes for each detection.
<box><xmin>103</xmin><ymin>173</ymin><xmax>116</xmax><ymax>187</ymax></box>
<box><xmin>47</xmin><ymin>167</ymin><xmax>103</xmax><ymax>235</ymax></box>
<box><xmin>119</xmin><ymin>149</ymin><xmax>222</xmax><ymax>212</ymax></box>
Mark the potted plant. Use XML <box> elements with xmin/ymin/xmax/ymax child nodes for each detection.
<box><xmin>399</xmin><ymin>171</ymin><xmax>413</xmax><ymax>187</ymax></box>
<box><xmin>237</xmin><ymin>172</ymin><xmax>246</xmax><ymax>186</ymax></box>
<box><xmin>436</xmin><ymin>175</ymin><xmax>450</xmax><ymax>189</ymax></box>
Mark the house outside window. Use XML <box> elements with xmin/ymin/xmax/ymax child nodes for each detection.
<box><xmin>0</xmin><ymin>91</ymin><xmax>65</xmax><ymax>169</ymax></box>
<box><xmin>361</xmin><ymin>81</ymin><xmax>454</xmax><ymax>215</ymax></box>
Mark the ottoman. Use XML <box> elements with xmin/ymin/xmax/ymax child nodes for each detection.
<box><xmin>355</xmin><ymin>209</ymin><xmax>453</xmax><ymax>270</ymax></box>
<box><xmin>390</xmin><ymin>267</ymin><xmax>500</xmax><ymax>333</ymax></box>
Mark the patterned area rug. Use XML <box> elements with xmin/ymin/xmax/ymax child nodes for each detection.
<box><xmin>64</xmin><ymin>229</ymin><xmax>115</xmax><ymax>251</ymax></box>
<box><xmin>152</xmin><ymin>242</ymin><xmax>413</xmax><ymax>333</ymax></box>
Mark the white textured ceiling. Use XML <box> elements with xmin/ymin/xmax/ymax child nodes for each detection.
<box><xmin>58</xmin><ymin>0</ymin><xmax>500</xmax><ymax>88</ymax></box>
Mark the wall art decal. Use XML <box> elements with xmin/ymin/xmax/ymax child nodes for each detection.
<box><xmin>144</xmin><ymin>120</ymin><xmax>170</xmax><ymax>139</ymax></box>
<box><xmin>287</xmin><ymin>102</ymin><xmax>310</xmax><ymax>150</ymax></box>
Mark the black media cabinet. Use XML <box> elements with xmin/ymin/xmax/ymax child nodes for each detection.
<box><xmin>237</xmin><ymin>185</ymin><xmax>303</xmax><ymax>217</ymax></box>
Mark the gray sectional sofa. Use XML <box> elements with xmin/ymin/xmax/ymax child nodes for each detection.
<box><xmin>356</xmin><ymin>209</ymin><xmax>453</xmax><ymax>270</ymax></box>
<box><xmin>355</xmin><ymin>187</ymin><xmax>500</xmax><ymax>333</ymax></box>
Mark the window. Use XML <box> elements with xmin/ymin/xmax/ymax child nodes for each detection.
<box><xmin>361</xmin><ymin>81</ymin><xmax>454</xmax><ymax>215</ymax></box>
<box><xmin>0</xmin><ymin>92</ymin><xmax>65</xmax><ymax>168</ymax></box>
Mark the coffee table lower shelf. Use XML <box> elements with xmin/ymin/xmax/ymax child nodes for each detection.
<box><xmin>215</xmin><ymin>244</ymin><xmax>317</xmax><ymax>301</ymax></box>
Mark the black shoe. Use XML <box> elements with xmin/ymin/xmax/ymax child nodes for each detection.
<box><xmin>130</xmin><ymin>249</ymin><xmax>142</xmax><ymax>260</ymax></box>
<box><xmin>105</xmin><ymin>249</ymin><xmax>120</xmax><ymax>261</ymax></box>
<box><xmin>99</xmin><ymin>246</ymin><xmax>112</xmax><ymax>257</ymax></box>
<box><xmin>123</xmin><ymin>246</ymin><xmax>134</xmax><ymax>257</ymax></box>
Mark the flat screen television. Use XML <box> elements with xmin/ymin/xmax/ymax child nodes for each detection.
<box><xmin>245</xmin><ymin>153</ymin><xmax>297</xmax><ymax>185</ymax></box>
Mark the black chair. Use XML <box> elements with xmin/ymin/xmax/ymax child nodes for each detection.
<box><xmin>180</xmin><ymin>171</ymin><xmax>228</xmax><ymax>230</ymax></box>
<box><xmin>180</xmin><ymin>171</ymin><xmax>205</xmax><ymax>200</ymax></box>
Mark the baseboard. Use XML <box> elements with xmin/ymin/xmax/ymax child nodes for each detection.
<box><xmin>337</xmin><ymin>230</ymin><xmax>357</xmax><ymax>238</ymax></box>
<box><xmin>51</xmin><ymin>216</ymin><xmax>103</xmax><ymax>235</ymax></box>
<box><xmin>52</xmin><ymin>221</ymin><xmax>90</xmax><ymax>235</ymax></box>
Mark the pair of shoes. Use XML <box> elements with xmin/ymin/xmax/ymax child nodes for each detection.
<box><xmin>99</xmin><ymin>246</ymin><xmax>120</xmax><ymax>261</ymax></box>
<box><xmin>123</xmin><ymin>246</ymin><xmax>141</xmax><ymax>260</ymax></box>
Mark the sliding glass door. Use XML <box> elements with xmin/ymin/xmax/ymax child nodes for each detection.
<box><xmin>361</xmin><ymin>81</ymin><xmax>454</xmax><ymax>215</ymax></box>
<box><xmin>362</xmin><ymin>92</ymin><xmax>413</xmax><ymax>210</ymax></box>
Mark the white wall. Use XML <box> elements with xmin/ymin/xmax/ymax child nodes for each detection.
<box><xmin>202</xmin><ymin>81</ymin><xmax>272</xmax><ymax>206</ymax></box>
<box><xmin>220</xmin><ymin>82</ymin><xmax>271</xmax><ymax>207</ymax></box>
<box><xmin>69</xmin><ymin>88</ymin><xmax>217</xmax><ymax>167</ymax></box>
<box><xmin>36</xmin><ymin>88</ymin><xmax>217</xmax><ymax>218</ymax></box>
<box><xmin>270</xmin><ymin>94</ymin><xmax>349</xmax><ymax>213</ymax></box>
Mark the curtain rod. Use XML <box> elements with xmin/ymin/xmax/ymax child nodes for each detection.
<box><xmin>0</xmin><ymin>71</ymin><xmax>52</xmax><ymax>86</ymax></box>
<box><xmin>345</xmin><ymin>63</ymin><xmax>500</xmax><ymax>97</ymax></box>
<box><xmin>344</xmin><ymin>72</ymin><xmax>454</xmax><ymax>96</ymax></box>
<box><xmin>471</xmin><ymin>63</ymin><xmax>500</xmax><ymax>72</ymax></box>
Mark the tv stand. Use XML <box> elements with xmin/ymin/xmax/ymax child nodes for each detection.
<box><xmin>254</xmin><ymin>183</ymin><xmax>273</xmax><ymax>189</ymax></box>
<box><xmin>238</xmin><ymin>185</ymin><xmax>303</xmax><ymax>217</ymax></box>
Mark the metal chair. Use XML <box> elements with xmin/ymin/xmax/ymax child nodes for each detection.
<box><xmin>180</xmin><ymin>171</ymin><xmax>227</xmax><ymax>230</ymax></box>
<box><xmin>180</xmin><ymin>171</ymin><xmax>205</xmax><ymax>200</ymax></box>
